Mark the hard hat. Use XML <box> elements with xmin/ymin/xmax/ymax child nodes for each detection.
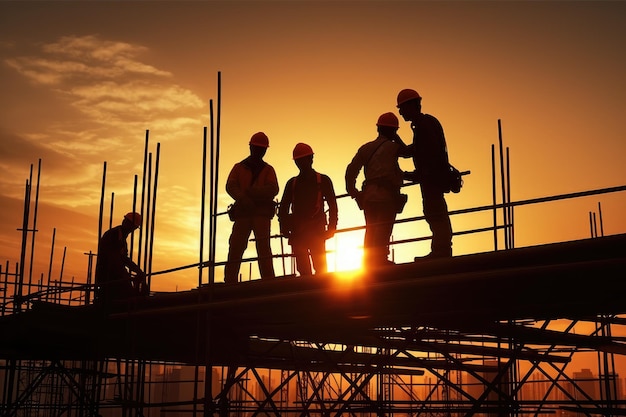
<box><xmin>376</xmin><ymin>112</ymin><xmax>399</xmax><ymax>128</ymax></box>
<box><xmin>124</xmin><ymin>212</ymin><xmax>142</xmax><ymax>228</ymax></box>
<box><xmin>396</xmin><ymin>89</ymin><xmax>422</xmax><ymax>107</ymax></box>
<box><xmin>293</xmin><ymin>142</ymin><xmax>314</xmax><ymax>160</ymax></box>
<box><xmin>249</xmin><ymin>132</ymin><xmax>269</xmax><ymax>148</ymax></box>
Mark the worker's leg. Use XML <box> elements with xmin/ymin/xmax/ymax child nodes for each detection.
<box><xmin>252</xmin><ymin>216</ymin><xmax>275</xmax><ymax>279</ymax></box>
<box><xmin>309</xmin><ymin>235</ymin><xmax>328</xmax><ymax>275</ymax></box>
<box><xmin>421</xmin><ymin>184</ymin><xmax>452</xmax><ymax>257</ymax></box>
<box><xmin>224</xmin><ymin>218</ymin><xmax>253</xmax><ymax>283</ymax></box>
<box><xmin>364</xmin><ymin>202</ymin><xmax>397</xmax><ymax>266</ymax></box>
<box><xmin>290</xmin><ymin>236</ymin><xmax>313</xmax><ymax>276</ymax></box>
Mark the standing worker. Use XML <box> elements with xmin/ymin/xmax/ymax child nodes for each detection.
<box><xmin>396</xmin><ymin>88</ymin><xmax>453</xmax><ymax>259</ymax></box>
<box><xmin>224</xmin><ymin>132</ymin><xmax>279</xmax><ymax>283</ymax></box>
<box><xmin>95</xmin><ymin>212</ymin><xmax>147</xmax><ymax>306</ymax></box>
<box><xmin>345</xmin><ymin>112</ymin><xmax>407</xmax><ymax>267</ymax></box>
<box><xmin>278</xmin><ymin>143</ymin><xmax>338</xmax><ymax>276</ymax></box>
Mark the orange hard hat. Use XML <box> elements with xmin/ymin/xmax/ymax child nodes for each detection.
<box><xmin>376</xmin><ymin>112</ymin><xmax>399</xmax><ymax>128</ymax></box>
<box><xmin>124</xmin><ymin>212</ymin><xmax>142</xmax><ymax>228</ymax></box>
<box><xmin>292</xmin><ymin>142</ymin><xmax>314</xmax><ymax>160</ymax></box>
<box><xmin>396</xmin><ymin>89</ymin><xmax>422</xmax><ymax>107</ymax></box>
<box><xmin>249</xmin><ymin>132</ymin><xmax>269</xmax><ymax>148</ymax></box>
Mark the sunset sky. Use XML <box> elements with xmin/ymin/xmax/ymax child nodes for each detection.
<box><xmin>1</xmin><ymin>1</ymin><xmax>625</xmax><ymax>292</ymax></box>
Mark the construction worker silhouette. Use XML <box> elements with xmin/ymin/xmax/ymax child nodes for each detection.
<box><xmin>346</xmin><ymin>112</ymin><xmax>407</xmax><ymax>267</ymax></box>
<box><xmin>95</xmin><ymin>212</ymin><xmax>147</xmax><ymax>306</ymax></box>
<box><xmin>224</xmin><ymin>132</ymin><xmax>279</xmax><ymax>283</ymax></box>
<box><xmin>279</xmin><ymin>143</ymin><xmax>338</xmax><ymax>276</ymax></box>
<box><xmin>397</xmin><ymin>89</ymin><xmax>453</xmax><ymax>259</ymax></box>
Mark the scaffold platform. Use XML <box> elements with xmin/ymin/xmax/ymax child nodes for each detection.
<box><xmin>2</xmin><ymin>233</ymin><xmax>625</xmax><ymax>371</ymax></box>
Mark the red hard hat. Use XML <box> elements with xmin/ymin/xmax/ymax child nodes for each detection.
<box><xmin>249</xmin><ymin>132</ymin><xmax>269</xmax><ymax>148</ymax></box>
<box><xmin>396</xmin><ymin>89</ymin><xmax>422</xmax><ymax>107</ymax></box>
<box><xmin>376</xmin><ymin>112</ymin><xmax>399</xmax><ymax>128</ymax></box>
<box><xmin>124</xmin><ymin>212</ymin><xmax>142</xmax><ymax>228</ymax></box>
<box><xmin>293</xmin><ymin>143</ymin><xmax>314</xmax><ymax>160</ymax></box>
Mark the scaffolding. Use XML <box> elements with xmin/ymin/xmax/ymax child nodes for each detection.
<box><xmin>1</xmin><ymin>73</ymin><xmax>626</xmax><ymax>416</ymax></box>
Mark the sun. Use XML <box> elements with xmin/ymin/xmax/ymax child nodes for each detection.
<box><xmin>327</xmin><ymin>232</ymin><xmax>364</xmax><ymax>273</ymax></box>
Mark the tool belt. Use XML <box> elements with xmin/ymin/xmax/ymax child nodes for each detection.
<box><xmin>362</xmin><ymin>177</ymin><xmax>407</xmax><ymax>214</ymax></box>
<box><xmin>227</xmin><ymin>200</ymin><xmax>276</xmax><ymax>221</ymax></box>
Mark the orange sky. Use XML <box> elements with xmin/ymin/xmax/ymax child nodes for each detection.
<box><xmin>1</xmin><ymin>1</ymin><xmax>625</xmax><ymax>292</ymax></box>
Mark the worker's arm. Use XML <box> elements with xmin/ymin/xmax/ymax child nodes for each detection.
<box><xmin>123</xmin><ymin>257</ymin><xmax>143</xmax><ymax>275</ymax></box>
<box><xmin>323</xmin><ymin>175</ymin><xmax>338</xmax><ymax>236</ymax></box>
<box><xmin>345</xmin><ymin>152</ymin><xmax>364</xmax><ymax>198</ymax></box>
<box><xmin>249</xmin><ymin>165</ymin><xmax>279</xmax><ymax>201</ymax></box>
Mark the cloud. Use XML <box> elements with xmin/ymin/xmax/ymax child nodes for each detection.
<box><xmin>6</xmin><ymin>35</ymin><xmax>172</xmax><ymax>85</ymax></box>
<box><xmin>0</xmin><ymin>130</ymin><xmax>78</xmax><ymax>188</ymax></box>
<box><xmin>2</xmin><ymin>35</ymin><xmax>207</xmax><ymax>207</ymax></box>
<box><xmin>4</xmin><ymin>35</ymin><xmax>205</xmax><ymax>128</ymax></box>
<box><xmin>0</xmin><ymin>129</ymin><xmax>107</xmax><ymax>209</ymax></box>
<box><xmin>69</xmin><ymin>81</ymin><xmax>204</xmax><ymax>122</ymax></box>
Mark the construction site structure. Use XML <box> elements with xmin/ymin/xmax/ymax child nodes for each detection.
<box><xmin>1</xmin><ymin>76</ymin><xmax>626</xmax><ymax>416</ymax></box>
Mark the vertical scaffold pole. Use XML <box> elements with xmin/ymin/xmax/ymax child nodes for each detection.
<box><xmin>138</xmin><ymin>131</ymin><xmax>149</xmax><ymax>270</ymax></box>
<box><xmin>17</xmin><ymin>179</ymin><xmax>31</xmax><ymax>312</ymax></box>
<box><xmin>92</xmin><ymin>161</ymin><xmax>107</xmax><ymax>304</ymax></box>
<box><xmin>206</xmin><ymin>71</ymin><xmax>222</xmax><ymax>416</ymax></box>
<box><xmin>506</xmin><ymin>147</ymin><xmax>514</xmax><ymax>249</ymax></box>
<box><xmin>491</xmin><ymin>145</ymin><xmax>498</xmax><ymax>251</ymax></box>
<box><xmin>142</xmin><ymin>153</ymin><xmax>152</xmax><ymax>278</ymax></box>
<box><xmin>211</xmin><ymin>71</ymin><xmax>222</xmax><ymax>286</ymax></box>
<box><xmin>589</xmin><ymin>212</ymin><xmax>597</xmax><ymax>238</ymax></box>
<box><xmin>200</xmin><ymin>125</ymin><xmax>208</xmax><ymax>287</ymax></box>
<box><xmin>46</xmin><ymin>228</ymin><xmax>56</xmax><ymax>295</ymax></box>
<box><xmin>148</xmin><ymin>143</ymin><xmax>160</xmax><ymax>289</ymax></box>
<box><xmin>598</xmin><ymin>202</ymin><xmax>604</xmax><ymax>237</ymax></box>
<box><xmin>498</xmin><ymin>119</ymin><xmax>508</xmax><ymax>249</ymax></box>
<box><xmin>28</xmin><ymin>159</ymin><xmax>42</xmax><ymax>287</ymax></box>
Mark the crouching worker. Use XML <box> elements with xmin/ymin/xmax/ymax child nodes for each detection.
<box><xmin>95</xmin><ymin>212</ymin><xmax>148</xmax><ymax>308</ymax></box>
<box><xmin>279</xmin><ymin>143</ymin><xmax>338</xmax><ymax>276</ymax></box>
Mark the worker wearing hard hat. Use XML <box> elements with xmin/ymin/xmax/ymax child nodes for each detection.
<box><xmin>224</xmin><ymin>132</ymin><xmax>279</xmax><ymax>283</ymax></box>
<box><xmin>95</xmin><ymin>211</ymin><xmax>147</xmax><ymax>307</ymax></box>
<box><xmin>278</xmin><ymin>143</ymin><xmax>338</xmax><ymax>276</ymax></box>
<box><xmin>345</xmin><ymin>112</ymin><xmax>408</xmax><ymax>267</ymax></box>
<box><xmin>396</xmin><ymin>88</ymin><xmax>453</xmax><ymax>259</ymax></box>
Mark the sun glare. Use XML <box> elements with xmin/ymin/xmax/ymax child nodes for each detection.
<box><xmin>328</xmin><ymin>233</ymin><xmax>364</xmax><ymax>273</ymax></box>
